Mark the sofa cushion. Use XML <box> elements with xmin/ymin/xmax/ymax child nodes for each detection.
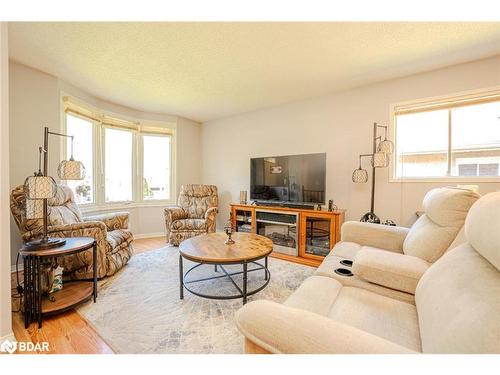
<box><xmin>329</xmin><ymin>286</ymin><xmax>421</xmax><ymax>352</ymax></box>
<box><xmin>285</xmin><ymin>276</ymin><xmax>421</xmax><ymax>352</ymax></box>
<box><xmin>403</xmin><ymin>187</ymin><xmax>479</xmax><ymax>263</ymax></box>
<box><xmin>353</xmin><ymin>249</ymin><xmax>430</xmax><ymax>294</ymax></box>
<box><xmin>415</xmin><ymin>243</ymin><xmax>500</xmax><ymax>353</ymax></box>
<box><xmin>285</xmin><ymin>275</ymin><xmax>342</xmax><ymax>316</ymax></box>
<box><xmin>171</xmin><ymin>218</ymin><xmax>207</xmax><ymax>231</ymax></box>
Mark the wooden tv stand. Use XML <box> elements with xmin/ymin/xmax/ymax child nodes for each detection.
<box><xmin>230</xmin><ymin>203</ymin><xmax>345</xmax><ymax>267</ymax></box>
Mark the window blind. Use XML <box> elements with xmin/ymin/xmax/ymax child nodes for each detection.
<box><xmin>394</xmin><ymin>89</ymin><xmax>500</xmax><ymax>115</ymax></box>
<box><xmin>63</xmin><ymin>96</ymin><xmax>174</xmax><ymax>135</ymax></box>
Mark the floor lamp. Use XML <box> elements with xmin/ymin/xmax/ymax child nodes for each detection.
<box><xmin>23</xmin><ymin>126</ymin><xmax>86</xmax><ymax>250</ymax></box>
<box><xmin>352</xmin><ymin>122</ymin><xmax>394</xmax><ymax>223</ymax></box>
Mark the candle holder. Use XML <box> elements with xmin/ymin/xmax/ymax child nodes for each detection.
<box><xmin>224</xmin><ymin>213</ymin><xmax>235</xmax><ymax>245</ymax></box>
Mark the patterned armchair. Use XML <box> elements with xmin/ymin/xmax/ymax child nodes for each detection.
<box><xmin>10</xmin><ymin>185</ymin><xmax>133</xmax><ymax>279</ymax></box>
<box><xmin>164</xmin><ymin>184</ymin><xmax>218</xmax><ymax>246</ymax></box>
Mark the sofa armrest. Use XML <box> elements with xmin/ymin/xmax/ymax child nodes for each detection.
<box><xmin>22</xmin><ymin>221</ymin><xmax>107</xmax><ymax>242</ymax></box>
<box><xmin>84</xmin><ymin>211</ymin><xmax>130</xmax><ymax>230</ymax></box>
<box><xmin>353</xmin><ymin>249</ymin><xmax>430</xmax><ymax>294</ymax></box>
<box><xmin>235</xmin><ymin>300</ymin><xmax>416</xmax><ymax>354</ymax></box>
<box><xmin>341</xmin><ymin>221</ymin><xmax>410</xmax><ymax>253</ymax></box>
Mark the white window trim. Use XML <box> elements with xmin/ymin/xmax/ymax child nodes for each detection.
<box><xmin>389</xmin><ymin>85</ymin><xmax>500</xmax><ymax>183</ymax></box>
<box><xmin>60</xmin><ymin>93</ymin><xmax>176</xmax><ymax>209</ymax></box>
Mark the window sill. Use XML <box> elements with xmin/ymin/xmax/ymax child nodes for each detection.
<box><xmin>389</xmin><ymin>176</ymin><xmax>500</xmax><ymax>183</ymax></box>
<box><xmin>79</xmin><ymin>200</ymin><xmax>173</xmax><ymax>214</ymax></box>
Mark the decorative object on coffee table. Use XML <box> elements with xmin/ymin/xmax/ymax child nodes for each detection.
<box><xmin>352</xmin><ymin>122</ymin><xmax>394</xmax><ymax>223</ymax></box>
<box><xmin>224</xmin><ymin>213</ymin><xmax>235</xmax><ymax>244</ymax></box>
<box><xmin>179</xmin><ymin>232</ymin><xmax>273</xmax><ymax>304</ymax></box>
<box><xmin>23</xmin><ymin>126</ymin><xmax>85</xmax><ymax>250</ymax></box>
<box><xmin>20</xmin><ymin>237</ymin><xmax>97</xmax><ymax>328</ymax></box>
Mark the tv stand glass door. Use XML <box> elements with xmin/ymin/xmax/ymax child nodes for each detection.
<box><xmin>300</xmin><ymin>212</ymin><xmax>335</xmax><ymax>259</ymax></box>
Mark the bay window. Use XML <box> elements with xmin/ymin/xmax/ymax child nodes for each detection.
<box><xmin>104</xmin><ymin>127</ymin><xmax>133</xmax><ymax>202</ymax></box>
<box><xmin>65</xmin><ymin>113</ymin><xmax>94</xmax><ymax>204</ymax></box>
<box><xmin>392</xmin><ymin>89</ymin><xmax>500</xmax><ymax>180</ymax></box>
<box><xmin>63</xmin><ymin>97</ymin><xmax>175</xmax><ymax>207</ymax></box>
<box><xmin>142</xmin><ymin>134</ymin><xmax>171</xmax><ymax>200</ymax></box>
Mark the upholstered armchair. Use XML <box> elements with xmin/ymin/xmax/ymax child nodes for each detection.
<box><xmin>164</xmin><ymin>184</ymin><xmax>218</xmax><ymax>246</ymax></box>
<box><xmin>10</xmin><ymin>185</ymin><xmax>133</xmax><ymax>279</ymax></box>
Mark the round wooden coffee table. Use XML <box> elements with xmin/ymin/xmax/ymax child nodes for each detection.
<box><xmin>179</xmin><ymin>232</ymin><xmax>273</xmax><ymax>304</ymax></box>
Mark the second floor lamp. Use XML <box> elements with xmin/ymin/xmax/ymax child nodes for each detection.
<box><xmin>352</xmin><ymin>122</ymin><xmax>394</xmax><ymax>223</ymax></box>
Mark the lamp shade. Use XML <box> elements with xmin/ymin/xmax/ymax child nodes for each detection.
<box><xmin>372</xmin><ymin>152</ymin><xmax>389</xmax><ymax>168</ymax></box>
<box><xmin>58</xmin><ymin>159</ymin><xmax>86</xmax><ymax>180</ymax></box>
<box><xmin>377</xmin><ymin>139</ymin><xmax>394</xmax><ymax>154</ymax></box>
<box><xmin>352</xmin><ymin>168</ymin><xmax>369</xmax><ymax>183</ymax></box>
<box><xmin>24</xmin><ymin>175</ymin><xmax>57</xmax><ymax>199</ymax></box>
<box><xmin>25</xmin><ymin>198</ymin><xmax>44</xmax><ymax>219</ymax></box>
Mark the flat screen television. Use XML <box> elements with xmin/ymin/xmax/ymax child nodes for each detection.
<box><xmin>250</xmin><ymin>153</ymin><xmax>326</xmax><ymax>204</ymax></box>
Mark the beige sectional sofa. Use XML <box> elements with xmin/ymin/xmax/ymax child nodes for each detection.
<box><xmin>235</xmin><ymin>189</ymin><xmax>499</xmax><ymax>353</ymax></box>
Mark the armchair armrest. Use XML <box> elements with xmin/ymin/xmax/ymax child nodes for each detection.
<box><xmin>204</xmin><ymin>206</ymin><xmax>218</xmax><ymax>220</ymax></box>
<box><xmin>235</xmin><ymin>300</ymin><xmax>415</xmax><ymax>354</ymax></box>
<box><xmin>164</xmin><ymin>206</ymin><xmax>189</xmax><ymax>222</ymax></box>
<box><xmin>164</xmin><ymin>206</ymin><xmax>189</xmax><ymax>239</ymax></box>
<box><xmin>353</xmin><ymin>249</ymin><xmax>430</xmax><ymax>294</ymax></box>
<box><xmin>84</xmin><ymin>211</ymin><xmax>130</xmax><ymax>231</ymax></box>
<box><xmin>341</xmin><ymin>221</ymin><xmax>410</xmax><ymax>253</ymax></box>
<box><xmin>204</xmin><ymin>206</ymin><xmax>218</xmax><ymax>233</ymax></box>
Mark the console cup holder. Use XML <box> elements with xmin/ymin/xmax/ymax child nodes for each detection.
<box><xmin>334</xmin><ymin>268</ymin><xmax>353</xmax><ymax>277</ymax></box>
<box><xmin>340</xmin><ymin>259</ymin><xmax>353</xmax><ymax>267</ymax></box>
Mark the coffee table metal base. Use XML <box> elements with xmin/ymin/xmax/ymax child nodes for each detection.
<box><xmin>179</xmin><ymin>255</ymin><xmax>270</xmax><ymax>304</ymax></box>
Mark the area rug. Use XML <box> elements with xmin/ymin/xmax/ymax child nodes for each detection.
<box><xmin>77</xmin><ymin>246</ymin><xmax>315</xmax><ymax>354</ymax></box>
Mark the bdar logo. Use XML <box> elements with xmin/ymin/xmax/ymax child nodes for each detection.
<box><xmin>0</xmin><ymin>339</ymin><xmax>17</xmax><ymax>354</ymax></box>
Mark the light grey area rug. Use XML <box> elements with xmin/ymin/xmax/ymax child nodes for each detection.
<box><xmin>78</xmin><ymin>246</ymin><xmax>314</xmax><ymax>354</ymax></box>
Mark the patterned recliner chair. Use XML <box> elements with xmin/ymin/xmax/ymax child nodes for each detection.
<box><xmin>11</xmin><ymin>185</ymin><xmax>133</xmax><ymax>279</ymax></box>
<box><xmin>164</xmin><ymin>184</ymin><xmax>218</xmax><ymax>246</ymax></box>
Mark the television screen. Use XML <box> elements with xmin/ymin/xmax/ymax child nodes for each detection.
<box><xmin>250</xmin><ymin>153</ymin><xmax>326</xmax><ymax>204</ymax></box>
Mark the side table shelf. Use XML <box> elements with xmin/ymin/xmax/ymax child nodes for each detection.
<box><xmin>20</xmin><ymin>237</ymin><xmax>98</xmax><ymax>328</ymax></box>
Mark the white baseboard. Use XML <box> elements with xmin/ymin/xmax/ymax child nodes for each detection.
<box><xmin>133</xmin><ymin>232</ymin><xmax>165</xmax><ymax>240</ymax></box>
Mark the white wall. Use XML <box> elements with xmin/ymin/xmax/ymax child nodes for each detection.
<box><xmin>9</xmin><ymin>61</ymin><xmax>202</xmax><ymax>265</ymax></box>
<box><xmin>0</xmin><ymin>23</ymin><xmax>13</xmax><ymax>341</ymax></box>
<box><xmin>201</xmin><ymin>56</ymin><xmax>500</xmax><ymax>230</ymax></box>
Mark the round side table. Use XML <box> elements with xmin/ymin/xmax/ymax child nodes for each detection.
<box><xmin>20</xmin><ymin>237</ymin><xmax>97</xmax><ymax>328</ymax></box>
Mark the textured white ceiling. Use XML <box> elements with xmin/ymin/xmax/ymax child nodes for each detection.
<box><xmin>8</xmin><ymin>22</ymin><xmax>500</xmax><ymax>122</ymax></box>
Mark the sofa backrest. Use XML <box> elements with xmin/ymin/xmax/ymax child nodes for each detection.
<box><xmin>11</xmin><ymin>184</ymin><xmax>83</xmax><ymax>235</ymax></box>
<box><xmin>403</xmin><ymin>187</ymin><xmax>480</xmax><ymax>263</ymax></box>
<box><xmin>415</xmin><ymin>192</ymin><xmax>500</xmax><ymax>353</ymax></box>
<box><xmin>177</xmin><ymin>184</ymin><xmax>218</xmax><ymax>219</ymax></box>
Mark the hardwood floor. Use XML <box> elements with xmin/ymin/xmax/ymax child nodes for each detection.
<box><xmin>11</xmin><ymin>236</ymin><xmax>167</xmax><ymax>354</ymax></box>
